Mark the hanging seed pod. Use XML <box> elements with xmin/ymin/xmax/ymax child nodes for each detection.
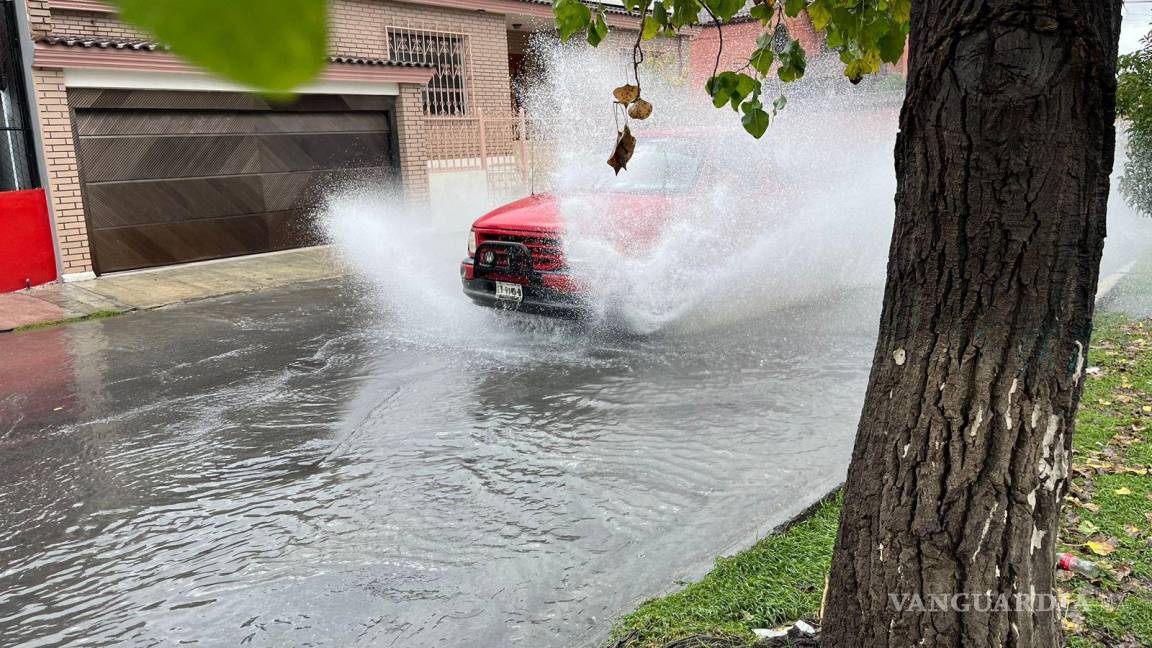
<box><xmin>612</xmin><ymin>84</ymin><xmax>640</xmax><ymax>104</ymax></box>
<box><xmin>607</xmin><ymin>125</ymin><xmax>636</xmax><ymax>175</ymax></box>
<box><xmin>628</xmin><ymin>98</ymin><xmax>653</xmax><ymax>120</ymax></box>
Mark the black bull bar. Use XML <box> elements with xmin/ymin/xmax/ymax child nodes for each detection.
<box><xmin>471</xmin><ymin>240</ymin><xmax>542</xmax><ymax>284</ymax></box>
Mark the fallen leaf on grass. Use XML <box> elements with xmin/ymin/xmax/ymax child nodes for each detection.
<box><xmin>1077</xmin><ymin>521</ymin><xmax>1100</xmax><ymax>535</ymax></box>
<box><xmin>1086</xmin><ymin>540</ymin><xmax>1116</xmax><ymax>556</ymax></box>
<box><xmin>1114</xmin><ymin>487</ymin><xmax>1134</xmax><ymax>496</ymax></box>
<box><xmin>1111</xmin><ymin>433</ymin><xmax>1139</xmax><ymax>447</ymax></box>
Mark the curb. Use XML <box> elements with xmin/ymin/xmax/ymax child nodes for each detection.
<box><xmin>1096</xmin><ymin>261</ymin><xmax>1136</xmax><ymax>305</ymax></box>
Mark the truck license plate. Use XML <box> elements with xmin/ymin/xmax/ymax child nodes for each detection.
<box><xmin>495</xmin><ymin>281</ymin><xmax>523</xmax><ymax>303</ymax></box>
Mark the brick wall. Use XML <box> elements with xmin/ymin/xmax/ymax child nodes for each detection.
<box><xmin>331</xmin><ymin>0</ymin><xmax>512</xmax><ymax>116</ymax></box>
<box><xmin>688</xmin><ymin>14</ymin><xmax>823</xmax><ymax>85</ymax></box>
<box><xmin>51</xmin><ymin>9</ymin><xmax>146</xmax><ymax>39</ymax></box>
<box><xmin>42</xmin><ymin>2</ymin><xmax>513</xmax><ymax>116</ymax></box>
<box><xmin>29</xmin><ymin>67</ymin><xmax>90</xmax><ymax>274</ymax></box>
<box><xmin>394</xmin><ymin>84</ymin><xmax>429</xmax><ymax>202</ymax></box>
<box><xmin>23</xmin><ymin>0</ymin><xmax>51</xmax><ymax>37</ymax></box>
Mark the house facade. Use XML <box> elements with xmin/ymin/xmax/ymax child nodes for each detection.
<box><xmin>1</xmin><ymin>0</ymin><xmax>674</xmax><ymax>284</ymax></box>
<box><xmin>8</xmin><ymin>0</ymin><xmax>904</xmax><ymax>290</ymax></box>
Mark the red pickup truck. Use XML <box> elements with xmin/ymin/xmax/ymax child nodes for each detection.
<box><xmin>460</xmin><ymin>135</ymin><xmax>708</xmax><ymax>314</ymax></box>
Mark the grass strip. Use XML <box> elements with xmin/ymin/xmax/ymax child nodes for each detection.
<box><xmin>10</xmin><ymin>309</ymin><xmax>123</xmax><ymax>332</ymax></box>
<box><xmin>612</xmin><ymin>312</ymin><xmax>1152</xmax><ymax>648</ymax></box>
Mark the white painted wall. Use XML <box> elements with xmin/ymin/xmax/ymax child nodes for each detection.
<box><xmin>428</xmin><ymin>169</ymin><xmax>492</xmax><ymax>231</ymax></box>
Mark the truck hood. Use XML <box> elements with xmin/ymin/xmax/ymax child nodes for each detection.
<box><xmin>471</xmin><ymin>193</ymin><xmax>678</xmax><ymax>239</ymax></box>
<box><xmin>471</xmin><ymin>194</ymin><xmax>562</xmax><ymax>233</ymax></box>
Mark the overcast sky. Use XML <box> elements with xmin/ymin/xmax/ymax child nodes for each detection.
<box><xmin>1121</xmin><ymin>1</ymin><xmax>1151</xmax><ymax>54</ymax></box>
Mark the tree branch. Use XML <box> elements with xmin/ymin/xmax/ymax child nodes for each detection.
<box><xmin>702</xmin><ymin>4</ymin><xmax>723</xmax><ymax>82</ymax></box>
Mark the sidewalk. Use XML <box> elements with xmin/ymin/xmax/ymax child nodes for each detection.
<box><xmin>0</xmin><ymin>246</ymin><xmax>348</xmax><ymax>332</ymax></box>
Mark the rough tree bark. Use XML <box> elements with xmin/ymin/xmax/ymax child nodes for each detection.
<box><xmin>822</xmin><ymin>1</ymin><xmax>1121</xmax><ymax>647</ymax></box>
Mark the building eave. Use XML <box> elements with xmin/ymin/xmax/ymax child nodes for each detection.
<box><xmin>44</xmin><ymin>0</ymin><xmax>661</xmax><ymax>30</ymax></box>
<box><xmin>33</xmin><ymin>42</ymin><xmax>437</xmax><ymax>85</ymax></box>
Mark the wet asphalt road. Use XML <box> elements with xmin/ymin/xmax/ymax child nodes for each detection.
<box><xmin>0</xmin><ymin>280</ymin><xmax>881</xmax><ymax>647</ymax></box>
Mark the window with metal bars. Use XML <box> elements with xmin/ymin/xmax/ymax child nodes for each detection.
<box><xmin>387</xmin><ymin>26</ymin><xmax>470</xmax><ymax>116</ymax></box>
<box><xmin>0</xmin><ymin>0</ymin><xmax>38</xmax><ymax>191</ymax></box>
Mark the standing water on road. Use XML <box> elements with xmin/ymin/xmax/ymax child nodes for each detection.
<box><xmin>0</xmin><ymin>282</ymin><xmax>881</xmax><ymax>647</ymax></box>
<box><xmin>303</xmin><ymin>45</ymin><xmax>900</xmax><ymax>646</ymax></box>
<box><xmin>5</xmin><ymin>39</ymin><xmax>1152</xmax><ymax>648</ymax></box>
<box><xmin>1</xmin><ymin>50</ymin><xmax>900</xmax><ymax>644</ymax></box>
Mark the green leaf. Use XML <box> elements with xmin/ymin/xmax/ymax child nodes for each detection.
<box><xmin>730</xmin><ymin>72</ymin><xmax>761</xmax><ymax>110</ymax></box>
<box><xmin>843</xmin><ymin>55</ymin><xmax>869</xmax><ymax>83</ymax></box>
<box><xmin>776</xmin><ymin>38</ymin><xmax>807</xmax><ymax>82</ymax></box>
<box><xmin>741</xmin><ymin>103</ymin><xmax>771</xmax><ymax>138</ymax></box>
<box><xmin>772</xmin><ymin>94</ymin><xmax>787</xmax><ymax>114</ymax></box>
<box><xmin>669</xmin><ymin>0</ymin><xmax>703</xmax><ymax>28</ymax></box>
<box><xmin>825</xmin><ymin>27</ymin><xmax>844</xmax><ymax>49</ymax></box>
<box><xmin>806</xmin><ymin>0</ymin><xmax>832</xmax><ymax>30</ymax></box>
<box><xmin>716</xmin><ymin>0</ymin><xmax>747</xmax><ymax>22</ymax></box>
<box><xmin>784</xmin><ymin>0</ymin><xmax>806</xmax><ymax>18</ymax></box>
<box><xmin>587</xmin><ymin>11</ymin><xmax>609</xmax><ymax>46</ymax></box>
<box><xmin>643</xmin><ymin>7</ymin><xmax>664</xmax><ymax>40</ymax></box>
<box><xmin>109</xmin><ymin>0</ymin><xmax>327</xmax><ymax>92</ymax></box>
<box><xmin>707</xmin><ymin>71</ymin><xmax>758</xmax><ymax>110</ymax></box>
<box><xmin>706</xmin><ymin>73</ymin><xmax>732</xmax><ymax>108</ymax></box>
<box><xmin>749</xmin><ymin>2</ymin><xmax>774</xmax><ymax>24</ymax></box>
<box><xmin>553</xmin><ymin>0</ymin><xmax>592</xmax><ymax>42</ymax></box>
<box><xmin>749</xmin><ymin>46</ymin><xmax>775</xmax><ymax>76</ymax></box>
<box><xmin>878</xmin><ymin>29</ymin><xmax>906</xmax><ymax>64</ymax></box>
<box><xmin>889</xmin><ymin>0</ymin><xmax>911</xmax><ymax>22</ymax></box>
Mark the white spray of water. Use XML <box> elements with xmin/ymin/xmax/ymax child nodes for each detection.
<box><xmin>320</xmin><ymin>186</ymin><xmax>607</xmax><ymax>357</ymax></box>
<box><xmin>521</xmin><ymin>40</ymin><xmax>898</xmax><ymax>333</ymax></box>
<box><xmin>321</xmin><ymin>38</ymin><xmax>1152</xmax><ymax>338</ymax></box>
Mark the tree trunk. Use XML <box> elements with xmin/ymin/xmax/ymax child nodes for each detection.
<box><xmin>822</xmin><ymin>2</ymin><xmax>1121</xmax><ymax>647</ymax></box>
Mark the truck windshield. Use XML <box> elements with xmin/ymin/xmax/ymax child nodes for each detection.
<box><xmin>589</xmin><ymin>138</ymin><xmax>704</xmax><ymax>194</ymax></box>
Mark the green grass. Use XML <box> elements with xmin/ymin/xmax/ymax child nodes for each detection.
<box><xmin>611</xmin><ymin>313</ymin><xmax>1152</xmax><ymax>648</ymax></box>
<box><xmin>1057</xmin><ymin>315</ymin><xmax>1152</xmax><ymax>646</ymax></box>
<box><xmin>612</xmin><ymin>495</ymin><xmax>840</xmax><ymax>646</ymax></box>
<box><xmin>10</xmin><ymin>309</ymin><xmax>123</xmax><ymax>332</ymax></box>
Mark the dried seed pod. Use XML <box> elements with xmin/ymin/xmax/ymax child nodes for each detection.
<box><xmin>612</xmin><ymin>84</ymin><xmax>640</xmax><ymax>104</ymax></box>
<box><xmin>628</xmin><ymin>98</ymin><xmax>653</xmax><ymax>120</ymax></box>
<box><xmin>607</xmin><ymin>125</ymin><xmax>636</xmax><ymax>175</ymax></box>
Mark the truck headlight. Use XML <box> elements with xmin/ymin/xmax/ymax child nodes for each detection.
<box><xmin>468</xmin><ymin>230</ymin><xmax>477</xmax><ymax>256</ymax></box>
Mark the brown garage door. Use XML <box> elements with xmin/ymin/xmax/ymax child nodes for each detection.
<box><xmin>70</xmin><ymin>90</ymin><xmax>397</xmax><ymax>274</ymax></box>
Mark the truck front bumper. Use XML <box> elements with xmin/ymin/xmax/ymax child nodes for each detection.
<box><xmin>461</xmin><ymin>262</ymin><xmax>584</xmax><ymax>316</ymax></box>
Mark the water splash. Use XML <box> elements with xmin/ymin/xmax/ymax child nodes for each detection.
<box><xmin>322</xmin><ymin>41</ymin><xmax>903</xmax><ymax>337</ymax></box>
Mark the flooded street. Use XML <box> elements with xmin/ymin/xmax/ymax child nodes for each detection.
<box><xmin>0</xmin><ymin>280</ymin><xmax>880</xmax><ymax>647</ymax></box>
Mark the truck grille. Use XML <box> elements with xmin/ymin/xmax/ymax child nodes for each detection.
<box><xmin>476</xmin><ymin>232</ymin><xmax>564</xmax><ymax>272</ymax></box>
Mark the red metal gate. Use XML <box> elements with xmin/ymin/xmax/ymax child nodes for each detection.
<box><xmin>0</xmin><ymin>189</ymin><xmax>57</xmax><ymax>292</ymax></box>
